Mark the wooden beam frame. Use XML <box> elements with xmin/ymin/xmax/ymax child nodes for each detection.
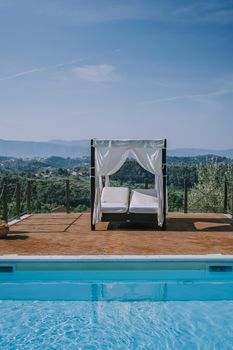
<box><xmin>90</xmin><ymin>139</ymin><xmax>167</xmax><ymax>230</ymax></box>
<box><xmin>162</xmin><ymin>138</ymin><xmax>167</xmax><ymax>229</ymax></box>
<box><xmin>90</xmin><ymin>139</ymin><xmax>95</xmax><ymax>230</ymax></box>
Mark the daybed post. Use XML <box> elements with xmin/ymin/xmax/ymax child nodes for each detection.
<box><xmin>90</xmin><ymin>139</ymin><xmax>96</xmax><ymax>231</ymax></box>
<box><xmin>162</xmin><ymin>139</ymin><xmax>167</xmax><ymax>229</ymax></box>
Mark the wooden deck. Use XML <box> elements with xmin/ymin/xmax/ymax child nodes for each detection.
<box><xmin>0</xmin><ymin>212</ymin><xmax>233</xmax><ymax>255</ymax></box>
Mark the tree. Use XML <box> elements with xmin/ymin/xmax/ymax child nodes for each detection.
<box><xmin>188</xmin><ymin>164</ymin><xmax>224</xmax><ymax>213</ymax></box>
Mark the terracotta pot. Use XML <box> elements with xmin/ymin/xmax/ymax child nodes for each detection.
<box><xmin>0</xmin><ymin>222</ymin><xmax>9</xmax><ymax>238</ymax></box>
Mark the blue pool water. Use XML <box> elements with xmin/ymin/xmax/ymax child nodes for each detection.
<box><xmin>0</xmin><ymin>259</ymin><xmax>233</xmax><ymax>349</ymax></box>
<box><xmin>0</xmin><ymin>300</ymin><xmax>233</xmax><ymax>349</ymax></box>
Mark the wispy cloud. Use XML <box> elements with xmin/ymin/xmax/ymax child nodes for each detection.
<box><xmin>37</xmin><ymin>0</ymin><xmax>153</xmax><ymax>24</ymax></box>
<box><xmin>73</xmin><ymin>64</ymin><xmax>119</xmax><ymax>82</ymax></box>
<box><xmin>55</xmin><ymin>63</ymin><xmax>66</xmax><ymax>68</ymax></box>
<box><xmin>173</xmin><ymin>0</ymin><xmax>233</xmax><ymax>25</ymax></box>
<box><xmin>2</xmin><ymin>0</ymin><xmax>232</xmax><ymax>26</ymax></box>
<box><xmin>56</xmin><ymin>60</ymin><xmax>78</xmax><ymax>67</ymax></box>
<box><xmin>0</xmin><ymin>60</ymin><xmax>79</xmax><ymax>82</ymax></box>
<box><xmin>138</xmin><ymin>88</ymin><xmax>233</xmax><ymax>105</ymax></box>
<box><xmin>0</xmin><ymin>68</ymin><xmax>44</xmax><ymax>81</ymax></box>
<box><xmin>32</xmin><ymin>0</ymin><xmax>233</xmax><ymax>25</ymax></box>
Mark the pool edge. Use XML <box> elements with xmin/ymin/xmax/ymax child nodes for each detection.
<box><xmin>1</xmin><ymin>254</ymin><xmax>233</xmax><ymax>262</ymax></box>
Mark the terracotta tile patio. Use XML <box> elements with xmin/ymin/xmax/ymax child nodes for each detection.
<box><xmin>0</xmin><ymin>212</ymin><xmax>232</xmax><ymax>255</ymax></box>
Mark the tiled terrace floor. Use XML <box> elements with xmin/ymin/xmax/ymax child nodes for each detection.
<box><xmin>0</xmin><ymin>212</ymin><xmax>233</xmax><ymax>255</ymax></box>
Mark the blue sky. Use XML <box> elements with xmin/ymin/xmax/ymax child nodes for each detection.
<box><xmin>0</xmin><ymin>0</ymin><xmax>232</xmax><ymax>149</ymax></box>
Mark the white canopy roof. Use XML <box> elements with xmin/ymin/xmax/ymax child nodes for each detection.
<box><xmin>93</xmin><ymin>139</ymin><xmax>165</xmax><ymax>148</ymax></box>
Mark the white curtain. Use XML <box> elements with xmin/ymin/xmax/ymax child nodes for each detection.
<box><xmin>93</xmin><ymin>139</ymin><xmax>165</xmax><ymax>226</ymax></box>
<box><xmin>132</xmin><ymin>147</ymin><xmax>163</xmax><ymax>226</ymax></box>
<box><xmin>93</xmin><ymin>141</ymin><xmax>130</xmax><ymax>223</ymax></box>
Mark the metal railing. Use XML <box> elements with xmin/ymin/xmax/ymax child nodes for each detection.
<box><xmin>0</xmin><ymin>178</ymin><xmax>71</xmax><ymax>223</ymax></box>
<box><xmin>1</xmin><ymin>176</ymin><xmax>233</xmax><ymax>223</ymax></box>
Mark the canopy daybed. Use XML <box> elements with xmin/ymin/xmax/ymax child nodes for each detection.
<box><xmin>90</xmin><ymin>139</ymin><xmax>167</xmax><ymax>230</ymax></box>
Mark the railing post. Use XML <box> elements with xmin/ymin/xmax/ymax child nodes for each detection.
<box><xmin>184</xmin><ymin>177</ymin><xmax>188</xmax><ymax>213</ymax></box>
<box><xmin>2</xmin><ymin>185</ymin><xmax>8</xmax><ymax>223</ymax></box>
<box><xmin>224</xmin><ymin>179</ymin><xmax>228</xmax><ymax>213</ymax></box>
<box><xmin>26</xmin><ymin>180</ymin><xmax>32</xmax><ymax>214</ymax></box>
<box><xmin>16</xmin><ymin>183</ymin><xmax>21</xmax><ymax>219</ymax></box>
<box><xmin>66</xmin><ymin>179</ymin><xmax>70</xmax><ymax>214</ymax></box>
<box><xmin>145</xmin><ymin>178</ymin><xmax>148</xmax><ymax>189</ymax></box>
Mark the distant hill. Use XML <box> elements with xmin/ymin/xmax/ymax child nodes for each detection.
<box><xmin>0</xmin><ymin>154</ymin><xmax>232</xmax><ymax>174</ymax></box>
<box><xmin>0</xmin><ymin>156</ymin><xmax>88</xmax><ymax>173</ymax></box>
<box><xmin>167</xmin><ymin>154</ymin><xmax>232</xmax><ymax>164</ymax></box>
<box><xmin>48</xmin><ymin>139</ymin><xmax>89</xmax><ymax>147</ymax></box>
<box><xmin>0</xmin><ymin>139</ymin><xmax>89</xmax><ymax>158</ymax></box>
<box><xmin>0</xmin><ymin>139</ymin><xmax>232</xmax><ymax>159</ymax></box>
<box><xmin>168</xmin><ymin>148</ymin><xmax>233</xmax><ymax>159</ymax></box>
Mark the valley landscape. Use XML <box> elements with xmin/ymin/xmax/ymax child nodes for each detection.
<box><xmin>1</xmin><ymin>141</ymin><xmax>232</xmax><ymax>219</ymax></box>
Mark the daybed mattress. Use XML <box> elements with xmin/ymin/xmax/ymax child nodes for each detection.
<box><xmin>129</xmin><ymin>189</ymin><xmax>158</xmax><ymax>214</ymax></box>
<box><xmin>101</xmin><ymin>186</ymin><xmax>129</xmax><ymax>214</ymax></box>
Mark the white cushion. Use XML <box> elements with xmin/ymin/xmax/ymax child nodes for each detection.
<box><xmin>129</xmin><ymin>189</ymin><xmax>158</xmax><ymax>214</ymax></box>
<box><xmin>101</xmin><ymin>187</ymin><xmax>129</xmax><ymax>214</ymax></box>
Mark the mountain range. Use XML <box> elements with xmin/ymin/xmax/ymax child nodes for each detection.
<box><xmin>0</xmin><ymin>139</ymin><xmax>232</xmax><ymax>159</ymax></box>
<box><xmin>0</xmin><ymin>139</ymin><xmax>89</xmax><ymax>158</ymax></box>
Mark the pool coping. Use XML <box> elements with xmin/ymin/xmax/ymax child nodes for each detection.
<box><xmin>1</xmin><ymin>254</ymin><xmax>233</xmax><ymax>262</ymax></box>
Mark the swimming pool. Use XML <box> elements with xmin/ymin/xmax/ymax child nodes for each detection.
<box><xmin>0</xmin><ymin>256</ymin><xmax>233</xmax><ymax>349</ymax></box>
